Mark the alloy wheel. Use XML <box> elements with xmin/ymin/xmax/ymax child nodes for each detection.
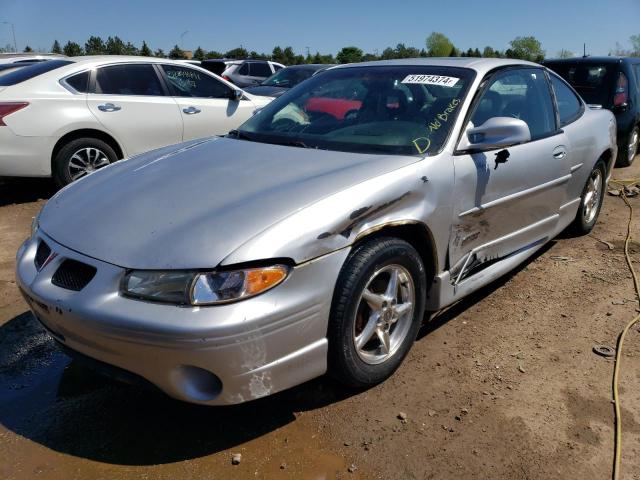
<box><xmin>353</xmin><ymin>264</ymin><xmax>415</xmax><ymax>365</ymax></box>
<box><xmin>582</xmin><ymin>168</ymin><xmax>603</xmax><ymax>224</ymax></box>
<box><xmin>67</xmin><ymin>147</ymin><xmax>111</xmax><ymax>181</ymax></box>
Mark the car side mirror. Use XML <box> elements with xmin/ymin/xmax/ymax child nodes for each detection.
<box><xmin>230</xmin><ymin>89</ymin><xmax>243</xmax><ymax>101</ymax></box>
<box><xmin>458</xmin><ymin>117</ymin><xmax>531</xmax><ymax>152</ymax></box>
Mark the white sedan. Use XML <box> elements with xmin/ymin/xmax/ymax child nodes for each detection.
<box><xmin>0</xmin><ymin>56</ymin><xmax>272</xmax><ymax>185</ymax></box>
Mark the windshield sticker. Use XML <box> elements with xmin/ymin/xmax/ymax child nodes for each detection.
<box><xmin>411</xmin><ymin>97</ymin><xmax>461</xmax><ymax>154</ymax></box>
<box><xmin>401</xmin><ymin>74</ymin><xmax>460</xmax><ymax>87</ymax></box>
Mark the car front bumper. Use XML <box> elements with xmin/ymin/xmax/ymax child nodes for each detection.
<box><xmin>15</xmin><ymin>231</ymin><xmax>348</xmax><ymax>405</ymax></box>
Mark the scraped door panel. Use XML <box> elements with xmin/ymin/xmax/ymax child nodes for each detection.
<box><xmin>450</xmin><ymin>135</ymin><xmax>570</xmax><ymax>278</ymax></box>
<box><xmin>449</xmin><ymin>67</ymin><xmax>570</xmax><ymax>279</ymax></box>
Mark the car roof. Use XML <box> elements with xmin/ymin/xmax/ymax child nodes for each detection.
<box><xmin>201</xmin><ymin>58</ymin><xmax>271</xmax><ymax>64</ymax></box>
<box><xmin>285</xmin><ymin>64</ymin><xmax>335</xmax><ymax>70</ymax></box>
<box><xmin>331</xmin><ymin>57</ymin><xmax>540</xmax><ymax>75</ymax></box>
<box><xmin>0</xmin><ymin>52</ymin><xmax>66</xmax><ymax>59</ymax></box>
<box><xmin>68</xmin><ymin>55</ymin><xmax>209</xmax><ymax>65</ymax></box>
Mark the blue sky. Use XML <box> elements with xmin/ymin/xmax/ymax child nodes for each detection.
<box><xmin>0</xmin><ymin>0</ymin><xmax>638</xmax><ymax>57</ymax></box>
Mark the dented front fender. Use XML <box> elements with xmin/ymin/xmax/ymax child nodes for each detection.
<box><xmin>221</xmin><ymin>155</ymin><xmax>456</xmax><ymax>269</ymax></box>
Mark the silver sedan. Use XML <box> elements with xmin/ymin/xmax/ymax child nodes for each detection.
<box><xmin>16</xmin><ymin>58</ymin><xmax>617</xmax><ymax>405</ymax></box>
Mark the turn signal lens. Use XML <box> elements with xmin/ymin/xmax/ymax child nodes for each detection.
<box><xmin>245</xmin><ymin>267</ymin><xmax>288</xmax><ymax>295</ymax></box>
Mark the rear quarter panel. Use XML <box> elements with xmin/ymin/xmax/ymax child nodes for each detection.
<box><xmin>562</xmin><ymin>107</ymin><xmax>616</xmax><ymax>205</ymax></box>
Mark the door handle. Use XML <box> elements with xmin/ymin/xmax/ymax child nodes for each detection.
<box><xmin>553</xmin><ymin>146</ymin><xmax>567</xmax><ymax>159</ymax></box>
<box><xmin>97</xmin><ymin>103</ymin><xmax>121</xmax><ymax>112</ymax></box>
<box><xmin>182</xmin><ymin>106</ymin><xmax>201</xmax><ymax>115</ymax></box>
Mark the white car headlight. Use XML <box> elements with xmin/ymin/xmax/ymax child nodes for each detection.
<box><xmin>121</xmin><ymin>265</ymin><xmax>289</xmax><ymax>306</ymax></box>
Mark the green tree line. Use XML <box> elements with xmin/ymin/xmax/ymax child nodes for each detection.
<box><xmin>11</xmin><ymin>32</ymin><xmax>637</xmax><ymax>64</ymax></box>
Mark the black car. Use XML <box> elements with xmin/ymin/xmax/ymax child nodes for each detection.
<box><xmin>243</xmin><ymin>64</ymin><xmax>334</xmax><ymax>98</ymax></box>
<box><xmin>544</xmin><ymin>57</ymin><xmax>640</xmax><ymax>166</ymax></box>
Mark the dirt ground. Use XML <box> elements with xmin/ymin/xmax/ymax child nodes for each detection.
<box><xmin>1</xmin><ymin>160</ymin><xmax>640</xmax><ymax>480</ymax></box>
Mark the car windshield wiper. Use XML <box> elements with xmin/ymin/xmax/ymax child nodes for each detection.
<box><xmin>228</xmin><ymin>130</ymin><xmax>257</xmax><ymax>142</ymax></box>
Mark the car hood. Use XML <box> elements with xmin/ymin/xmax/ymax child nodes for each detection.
<box><xmin>40</xmin><ymin>138</ymin><xmax>417</xmax><ymax>269</ymax></box>
<box><xmin>243</xmin><ymin>85</ymin><xmax>288</xmax><ymax>97</ymax></box>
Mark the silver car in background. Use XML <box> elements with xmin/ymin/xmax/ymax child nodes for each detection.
<box><xmin>16</xmin><ymin>58</ymin><xmax>617</xmax><ymax>405</ymax></box>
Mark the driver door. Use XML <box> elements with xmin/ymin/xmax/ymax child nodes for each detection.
<box><xmin>449</xmin><ymin>67</ymin><xmax>571</xmax><ymax>279</ymax></box>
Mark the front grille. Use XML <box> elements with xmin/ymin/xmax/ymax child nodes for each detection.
<box><xmin>34</xmin><ymin>241</ymin><xmax>51</xmax><ymax>270</ymax></box>
<box><xmin>51</xmin><ymin>259</ymin><xmax>97</xmax><ymax>291</ymax></box>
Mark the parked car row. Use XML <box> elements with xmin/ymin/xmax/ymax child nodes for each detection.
<box><xmin>17</xmin><ymin>57</ymin><xmax>619</xmax><ymax>405</ymax></box>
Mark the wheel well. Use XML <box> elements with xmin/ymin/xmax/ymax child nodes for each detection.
<box><xmin>599</xmin><ymin>148</ymin><xmax>614</xmax><ymax>175</ymax></box>
<box><xmin>51</xmin><ymin>129</ymin><xmax>124</xmax><ymax>167</ymax></box>
<box><xmin>353</xmin><ymin>222</ymin><xmax>438</xmax><ymax>283</ymax></box>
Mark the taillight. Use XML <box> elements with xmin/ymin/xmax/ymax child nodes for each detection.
<box><xmin>614</xmin><ymin>72</ymin><xmax>628</xmax><ymax>107</ymax></box>
<box><xmin>0</xmin><ymin>102</ymin><xmax>28</xmax><ymax>126</ymax></box>
<box><xmin>222</xmin><ymin>75</ymin><xmax>230</xmax><ymax>81</ymax></box>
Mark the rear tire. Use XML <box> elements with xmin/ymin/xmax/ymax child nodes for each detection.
<box><xmin>327</xmin><ymin>237</ymin><xmax>426</xmax><ymax>388</ymax></box>
<box><xmin>52</xmin><ymin>137</ymin><xmax>117</xmax><ymax>188</ymax></box>
<box><xmin>616</xmin><ymin>126</ymin><xmax>638</xmax><ymax>167</ymax></box>
<box><xmin>568</xmin><ymin>160</ymin><xmax>606</xmax><ymax>235</ymax></box>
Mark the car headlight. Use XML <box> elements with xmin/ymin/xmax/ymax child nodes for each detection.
<box><xmin>121</xmin><ymin>265</ymin><xmax>289</xmax><ymax>306</ymax></box>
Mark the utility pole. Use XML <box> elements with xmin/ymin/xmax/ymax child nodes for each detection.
<box><xmin>583</xmin><ymin>43</ymin><xmax>587</xmax><ymax>58</ymax></box>
<box><xmin>306</xmin><ymin>46</ymin><xmax>310</xmax><ymax>57</ymax></box>
<box><xmin>1</xmin><ymin>21</ymin><xmax>17</xmax><ymax>52</ymax></box>
<box><xmin>180</xmin><ymin>30</ymin><xmax>189</xmax><ymax>49</ymax></box>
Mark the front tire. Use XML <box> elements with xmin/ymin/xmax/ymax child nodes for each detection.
<box><xmin>569</xmin><ymin>159</ymin><xmax>606</xmax><ymax>235</ymax></box>
<box><xmin>328</xmin><ymin>237</ymin><xmax>426</xmax><ymax>388</ymax></box>
<box><xmin>53</xmin><ymin>137</ymin><xmax>117</xmax><ymax>187</ymax></box>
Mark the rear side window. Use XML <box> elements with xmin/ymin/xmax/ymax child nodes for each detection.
<box><xmin>161</xmin><ymin>65</ymin><xmax>231</xmax><ymax>98</ymax></box>
<box><xmin>549</xmin><ymin>74</ymin><xmax>582</xmax><ymax>126</ymax></box>
<box><xmin>273</xmin><ymin>64</ymin><xmax>284</xmax><ymax>72</ymax></box>
<box><xmin>238</xmin><ymin>63</ymin><xmax>249</xmax><ymax>75</ymax></box>
<box><xmin>94</xmin><ymin>64</ymin><xmax>164</xmax><ymax>96</ymax></box>
<box><xmin>249</xmin><ymin>62</ymin><xmax>272</xmax><ymax>77</ymax></box>
<box><xmin>64</xmin><ymin>71</ymin><xmax>89</xmax><ymax>93</ymax></box>
<box><xmin>0</xmin><ymin>59</ymin><xmax>73</xmax><ymax>86</ymax></box>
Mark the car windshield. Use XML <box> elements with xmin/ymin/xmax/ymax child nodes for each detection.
<box><xmin>0</xmin><ymin>59</ymin><xmax>73</xmax><ymax>86</ymax></box>
<box><xmin>235</xmin><ymin>65</ymin><xmax>474</xmax><ymax>156</ymax></box>
<box><xmin>546</xmin><ymin>62</ymin><xmax>616</xmax><ymax>106</ymax></box>
<box><xmin>261</xmin><ymin>67</ymin><xmax>317</xmax><ymax>88</ymax></box>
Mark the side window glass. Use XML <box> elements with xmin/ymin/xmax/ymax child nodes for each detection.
<box><xmin>273</xmin><ymin>64</ymin><xmax>284</xmax><ymax>72</ymax></box>
<box><xmin>65</xmin><ymin>71</ymin><xmax>89</xmax><ymax>93</ymax></box>
<box><xmin>161</xmin><ymin>65</ymin><xmax>231</xmax><ymax>99</ymax></box>
<box><xmin>634</xmin><ymin>64</ymin><xmax>640</xmax><ymax>90</ymax></box>
<box><xmin>550</xmin><ymin>74</ymin><xmax>582</xmax><ymax>126</ymax></box>
<box><xmin>250</xmin><ymin>62</ymin><xmax>272</xmax><ymax>77</ymax></box>
<box><xmin>238</xmin><ymin>63</ymin><xmax>249</xmax><ymax>75</ymax></box>
<box><xmin>471</xmin><ymin>68</ymin><xmax>556</xmax><ymax>140</ymax></box>
<box><xmin>94</xmin><ymin>64</ymin><xmax>163</xmax><ymax>96</ymax></box>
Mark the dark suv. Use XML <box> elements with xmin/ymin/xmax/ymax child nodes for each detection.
<box><xmin>544</xmin><ymin>57</ymin><xmax>640</xmax><ymax>166</ymax></box>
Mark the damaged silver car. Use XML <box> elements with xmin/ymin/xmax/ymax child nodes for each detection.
<box><xmin>16</xmin><ymin>58</ymin><xmax>617</xmax><ymax>405</ymax></box>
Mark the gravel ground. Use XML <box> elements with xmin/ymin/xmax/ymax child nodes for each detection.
<box><xmin>0</xmin><ymin>159</ymin><xmax>639</xmax><ymax>480</ymax></box>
